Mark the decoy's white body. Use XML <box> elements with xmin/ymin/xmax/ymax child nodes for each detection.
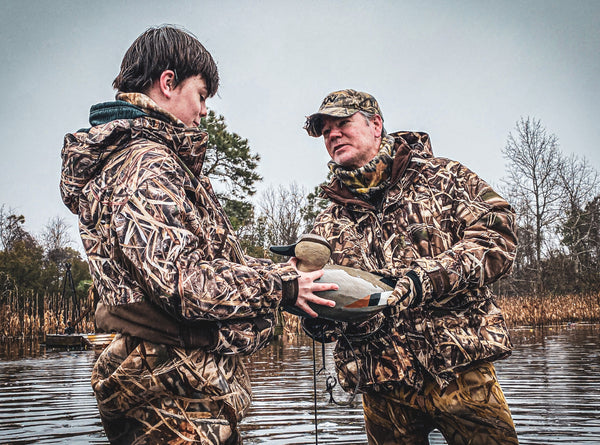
<box><xmin>307</xmin><ymin>265</ymin><xmax>393</xmax><ymax>322</ymax></box>
<box><xmin>271</xmin><ymin>234</ymin><xmax>394</xmax><ymax>323</ymax></box>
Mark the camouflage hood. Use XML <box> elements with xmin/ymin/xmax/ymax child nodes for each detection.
<box><xmin>61</xmin><ymin>94</ymin><xmax>208</xmax><ymax>215</ymax></box>
<box><xmin>60</xmin><ymin>94</ymin><xmax>298</xmax><ymax>356</ymax></box>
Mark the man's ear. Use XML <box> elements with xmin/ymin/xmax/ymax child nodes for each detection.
<box><xmin>371</xmin><ymin>114</ymin><xmax>383</xmax><ymax>136</ymax></box>
<box><xmin>157</xmin><ymin>70</ymin><xmax>177</xmax><ymax>98</ymax></box>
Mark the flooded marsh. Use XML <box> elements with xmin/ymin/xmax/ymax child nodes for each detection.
<box><xmin>0</xmin><ymin>323</ymin><xmax>598</xmax><ymax>444</ymax></box>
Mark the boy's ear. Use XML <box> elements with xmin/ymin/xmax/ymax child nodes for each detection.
<box><xmin>157</xmin><ymin>70</ymin><xmax>177</xmax><ymax>98</ymax></box>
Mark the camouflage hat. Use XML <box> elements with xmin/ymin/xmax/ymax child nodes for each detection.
<box><xmin>304</xmin><ymin>89</ymin><xmax>383</xmax><ymax>137</ymax></box>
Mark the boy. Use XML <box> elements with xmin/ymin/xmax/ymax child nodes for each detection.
<box><xmin>60</xmin><ymin>25</ymin><xmax>334</xmax><ymax>444</ymax></box>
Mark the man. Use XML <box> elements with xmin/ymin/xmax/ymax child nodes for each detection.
<box><xmin>302</xmin><ymin>89</ymin><xmax>519</xmax><ymax>445</ymax></box>
<box><xmin>60</xmin><ymin>25</ymin><xmax>335</xmax><ymax>444</ymax></box>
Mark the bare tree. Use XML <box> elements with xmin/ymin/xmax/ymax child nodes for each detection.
<box><xmin>40</xmin><ymin>216</ymin><xmax>76</xmax><ymax>271</ymax></box>
<box><xmin>560</xmin><ymin>195</ymin><xmax>600</xmax><ymax>292</ymax></box>
<box><xmin>41</xmin><ymin>216</ymin><xmax>73</xmax><ymax>253</ymax></box>
<box><xmin>502</xmin><ymin>117</ymin><xmax>563</xmax><ymax>294</ymax></box>
<box><xmin>556</xmin><ymin>155</ymin><xmax>599</xmax><ymax>276</ymax></box>
<box><xmin>0</xmin><ymin>205</ymin><xmax>13</xmax><ymax>250</ymax></box>
<box><xmin>0</xmin><ymin>205</ymin><xmax>29</xmax><ymax>251</ymax></box>
<box><xmin>257</xmin><ymin>183</ymin><xmax>307</xmax><ymax>248</ymax></box>
<box><xmin>557</xmin><ymin>153</ymin><xmax>599</xmax><ymax>213</ymax></box>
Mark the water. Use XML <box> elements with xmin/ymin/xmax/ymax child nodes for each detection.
<box><xmin>0</xmin><ymin>348</ymin><xmax>106</xmax><ymax>444</ymax></box>
<box><xmin>496</xmin><ymin>324</ymin><xmax>600</xmax><ymax>444</ymax></box>
<box><xmin>0</xmin><ymin>323</ymin><xmax>598</xmax><ymax>444</ymax></box>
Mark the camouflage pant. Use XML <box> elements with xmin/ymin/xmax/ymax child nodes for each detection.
<box><xmin>91</xmin><ymin>334</ymin><xmax>252</xmax><ymax>445</ymax></box>
<box><xmin>362</xmin><ymin>362</ymin><xmax>518</xmax><ymax>445</ymax></box>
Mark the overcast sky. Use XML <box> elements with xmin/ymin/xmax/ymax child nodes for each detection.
<box><xmin>1</xmin><ymin>0</ymin><xmax>599</xmax><ymax>250</ymax></box>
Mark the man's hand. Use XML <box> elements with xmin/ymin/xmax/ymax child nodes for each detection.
<box><xmin>290</xmin><ymin>257</ymin><xmax>337</xmax><ymax>317</ymax></box>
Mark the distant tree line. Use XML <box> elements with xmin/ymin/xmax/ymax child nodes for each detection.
<box><xmin>0</xmin><ymin>210</ymin><xmax>91</xmax><ymax>297</ymax></box>
<box><xmin>0</xmin><ymin>208</ymin><xmax>92</xmax><ymax>338</ymax></box>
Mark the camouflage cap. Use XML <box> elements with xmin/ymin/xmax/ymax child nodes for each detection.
<box><xmin>304</xmin><ymin>89</ymin><xmax>383</xmax><ymax>137</ymax></box>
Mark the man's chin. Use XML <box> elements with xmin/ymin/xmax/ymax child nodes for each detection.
<box><xmin>333</xmin><ymin>152</ymin><xmax>354</xmax><ymax>167</ymax></box>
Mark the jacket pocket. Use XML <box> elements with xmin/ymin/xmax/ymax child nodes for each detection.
<box><xmin>415</xmin><ymin>299</ymin><xmax>513</xmax><ymax>378</ymax></box>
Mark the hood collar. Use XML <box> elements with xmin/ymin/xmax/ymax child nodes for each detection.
<box><xmin>60</xmin><ymin>95</ymin><xmax>207</xmax><ymax>215</ymax></box>
<box><xmin>320</xmin><ymin>131</ymin><xmax>432</xmax><ymax>208</ymax></box>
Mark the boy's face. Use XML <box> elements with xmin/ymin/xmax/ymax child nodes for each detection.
<box><xmin>165</xmin><ymin>74</ymin><xmax>208</xmax><ymax>127</ymax></box>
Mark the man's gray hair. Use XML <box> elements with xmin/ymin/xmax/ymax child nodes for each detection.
<box><xmin>358</xmin><ymin>110</ymin><xmax>387</xmax><ymax>137</ymax></box>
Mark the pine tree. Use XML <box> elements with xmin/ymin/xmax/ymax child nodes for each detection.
<box><xmin>201</xmin><ymin>110</ymin><xmax>262</xmax><ymax>209</ymax></box>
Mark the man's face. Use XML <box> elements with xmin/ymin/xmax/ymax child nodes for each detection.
<box><xmin>165</xmin><ymin>74</ymin><xmax>208</xmax><ymax>127</ymax></box>
<box><xmin>321</xmin><ymin>113</ymin><xmax>382</xmax><ymax>169</ymax></box>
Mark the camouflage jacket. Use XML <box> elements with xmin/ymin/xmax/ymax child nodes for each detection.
<box><xmin>60</xmin><ymin>94</ymin><xmax>298</xmax><ymax>355</ymax></box>
<box><xmin>305</xmin><ymin>131</ymin><xmax>516</xmax><ymax>390</ymax></box>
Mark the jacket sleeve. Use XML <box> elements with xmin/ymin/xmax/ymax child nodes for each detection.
<box><xmin>113</xmin><ymin>169</ymin><xmax>299</xmax><ymax>323</ymax></box>
<box><xmin>408</xmin><ymin>165</ymin><xmax>517</xmax><ymax>306</ymax></box>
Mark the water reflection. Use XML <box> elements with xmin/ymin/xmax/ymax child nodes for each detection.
<box><xmin>240</xmin><ymin>336</ymin><xmax>368</xmax><ymax>444</ymax></box>
<box><xmin>0</xmin><ymin>348</ymin><xmax>106</xmax><ymax>445</ymax></box>
<box><xmin>497</xmin><ymin>324</ymin><xmax>600</xmax><ymax>444</ymax></box>
<box><xmin>0</xmin><ymin>323</ymin><xmax>598</xmax><ymax>444</ymax></box>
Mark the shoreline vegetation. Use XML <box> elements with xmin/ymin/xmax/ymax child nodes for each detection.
<box><xmin>0</xmin><ymin>293</ymin><xmax>599</xmax><ymax>342</ymax></box>
<box><xmin>497</xmin><ymin>293</ymin><xmax>600</xmax><ymax>328</ymax></box>
<box><xmin>278</xmin><ymin>293</ymin><xmax>600</xmax><ymax>337</ymax></box>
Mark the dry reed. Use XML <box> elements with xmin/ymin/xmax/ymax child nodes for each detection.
<box><xmin>279</xmin><ymin>293</ymin><xmax>600</xmax><ymax>335</ymax></box>
<box><xmin>2</xmin><ymin>292</ymin><xmax>598</xmax><ymax>341</ymax></box>
<box><xmin>0</xmin><ymin>287</ymin><xmax>96</xmax><ymax>340</ymax></box>
<box><xmin>496</xmin><ymin>293</ymin><xmax>600</xmax><ymax>327</ymax></box>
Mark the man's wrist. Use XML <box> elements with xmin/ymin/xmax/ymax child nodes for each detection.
<box><xmin>389</xmin><ymin>268</ymin><xmax>430</xmax><ymax>310</ymax></box>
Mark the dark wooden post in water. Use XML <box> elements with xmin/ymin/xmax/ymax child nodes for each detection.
<box><xmin>18</xmin><ymin>290</ymin><xmax>23</xmax><ymax>340</ymax></box>
<box><xmin>37</xmin><ymin>292</ymin><xmax>45</xmax><ymax>340</ymax></box>
<box><xmin>60</xmin><ymin>263</ymin><xmax>78</xmax><ymax>333</ymax></box>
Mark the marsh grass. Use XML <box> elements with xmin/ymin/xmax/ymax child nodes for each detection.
<box><xmin>497</xmin><ymin>293</ymin><xmax>600</xmax><ymax>327</ymax></box>
<box><xmin>280</xmin><ymin>293</ymin><xmax>600</xmax><ymax>335</ymax></box>
<box><xmin>1</xmin><ymin>293</ymin><xmax>598</xmax><ymax>340</ymax></box>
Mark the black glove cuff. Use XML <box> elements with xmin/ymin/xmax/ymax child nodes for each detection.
<box><xmin>405</xmin><ymin>270</ymin><xmax>423</xmax><ymax>307</ymax></box>
<box><xmin>281</xmin><ymin>278</ymin><xmax>299</xmax><ymax>307</ymax></box>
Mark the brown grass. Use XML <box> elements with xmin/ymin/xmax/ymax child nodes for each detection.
<box><xmin>278</xmin><ymin>293</ymin><xmax>600</xmax><ymax>335</ymax></box>
<box><xmin>0</xmin><ymin>287</ymin><xmax>97</xmax><ymax>340</ymax></box>
<box><xmin>0</xmin><ymin>305</ymin><xmax>96</xmax><ymax>339</ymax></box>
<box><xmin>496</xmin><ymin>293</ymin><xmax>600</xmax><ymax>327</ymax></box>
<box><xmin>2</xmin><ymin>293</ymin><xmax>598</xmax><ymax>341</ymax></box>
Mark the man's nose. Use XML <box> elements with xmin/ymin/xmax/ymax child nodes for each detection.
<box><xmin>329</xmin><ymin>127</ymin><xmax>342</xmax><ymax>138</ymax></box>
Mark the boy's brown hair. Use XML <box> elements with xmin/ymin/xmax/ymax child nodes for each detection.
<box><xmin>113</xmin><ymin>25</ymin><xmax>219</xmax><ymax>97</ymax></box>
